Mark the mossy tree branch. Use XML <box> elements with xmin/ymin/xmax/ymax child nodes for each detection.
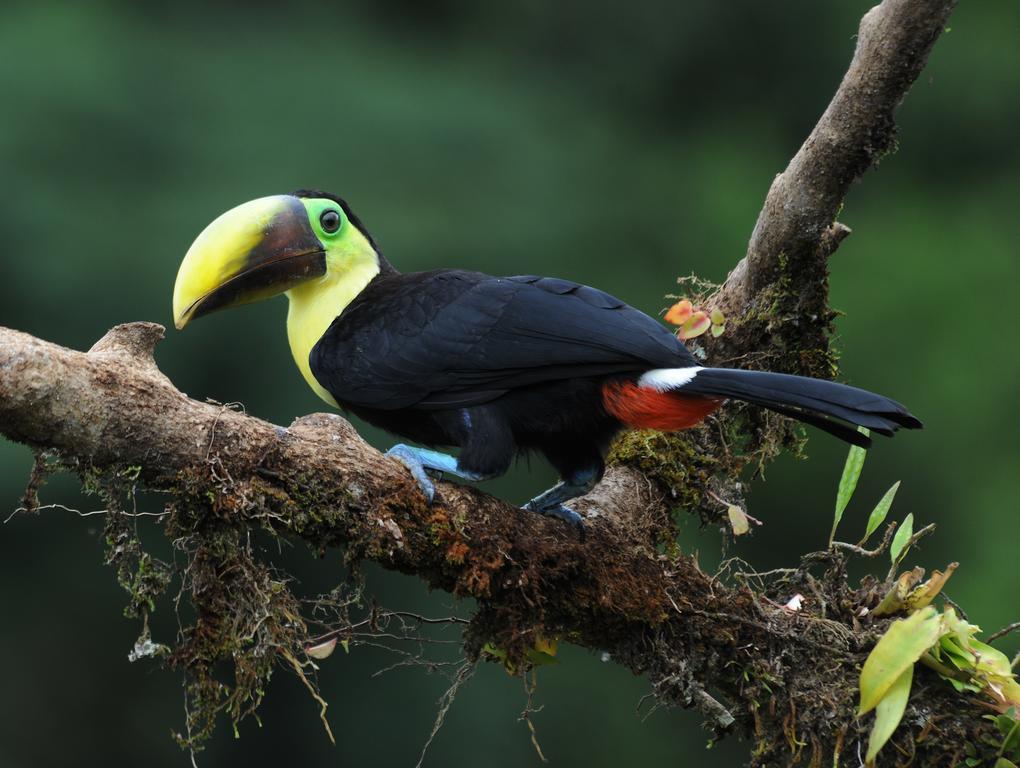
<box><xmin>1</xmin><ymin>1</ymin><xmax>991</xmax><ymax>765</ymax></box>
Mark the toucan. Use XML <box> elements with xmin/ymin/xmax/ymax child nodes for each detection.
<box><xmin>173</xmin><ymin>191</ymin><xmax>921</xmax><ymax>530</ymax></box>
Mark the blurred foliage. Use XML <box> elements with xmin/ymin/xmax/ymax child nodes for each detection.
<box><xmin>0</xmin><ymin>1</ymin><xmax>1017</xmax><ymax>766</ymax></box>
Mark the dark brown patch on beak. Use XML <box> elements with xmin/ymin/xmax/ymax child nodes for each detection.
<box><xmin>184</xmin><ymin>197</ymin><xmax>327</xmax><ymax>323</ymax></box>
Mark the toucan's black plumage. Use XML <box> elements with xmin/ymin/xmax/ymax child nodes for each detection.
<box><xmin>310</xmin><ymin>270</ymin><xmax>691</xmax><ymax>481</ymax></box>
<box><xmin>310</xmin><ymin>264</ymin><xmax>920</xmax><ymax>488</ymax></box>
<box><xmin>174</xmin><ymin>191</ymin><xmax>922</xmax><ymax>530</ymax></box>
<box><xmin>312</xmin><ymin>271</ymin><xmax>692</xmax><ymax>410</ymax></box>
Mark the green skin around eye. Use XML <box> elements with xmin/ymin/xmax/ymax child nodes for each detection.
<box><xmin>300</xmin><ymin>198</ymin><xmax>344</xmax><ymax>241</ymax></box>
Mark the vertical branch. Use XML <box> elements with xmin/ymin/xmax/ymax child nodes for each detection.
<box><xmin>714</xmin><ymin>0</ymin><xmax>958</xmax><ymax>375</ymax></box>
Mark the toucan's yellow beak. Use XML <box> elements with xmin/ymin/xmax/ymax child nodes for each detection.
<box><xmin>173</xmin><ymin>195</ymin><xmax>326</xmax><ymax>330</ymax></box>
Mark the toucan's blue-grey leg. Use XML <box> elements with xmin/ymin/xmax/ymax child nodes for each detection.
<box><xmin>386</xmin><ymin>444</ymin><xmax>488</xmax><ymax>504</ymax></box>
<box><xmin>522</xmin><ymin>467</ymin><xmax>599</xmax><ymax>535</ymax></box>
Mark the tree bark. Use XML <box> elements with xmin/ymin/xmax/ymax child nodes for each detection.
<box><xmin>3</xmin><ymin>1</ymin><xmax>997</xmax><ymax>766</ymax></box>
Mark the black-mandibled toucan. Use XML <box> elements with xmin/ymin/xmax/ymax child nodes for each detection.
<box><xmin>173</xmin><ymin>191</ymin><xmax>921</xmax><ymax>530</ymax></box>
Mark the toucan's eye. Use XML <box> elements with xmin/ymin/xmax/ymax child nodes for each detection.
<box><xmin>320</xmin><ymin>209</ymin><xmax>341</xmax><ymax>234</ymax></box>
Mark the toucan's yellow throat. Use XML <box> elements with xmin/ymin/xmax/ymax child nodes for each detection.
<box><xmin>173</xmin><ymin>195</ymin><xmax>327</xmax><ymax>330</ymax></box>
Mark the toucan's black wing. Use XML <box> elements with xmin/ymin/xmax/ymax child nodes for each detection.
<box><xmin>310</xmin><ymin>270</ymin><xmax>695</xmax><ymax>410</ymax></box>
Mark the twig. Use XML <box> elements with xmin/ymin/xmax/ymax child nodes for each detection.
<box><xmin>831</xmin><ymin>521</ymin><xmax>898</xmax><ymax>558</ymax></box>
<box><xmin>5</xmin><ymin>502</ymin><xmax>170</xmax><ymax>524</ymax></box>
<box><xmin>414</xmin><ymin>661</ymin><xmax>475</xmax><ymax>768</ymax></box>
<box><xmin>281</xmin><ymin>649</ymin><xmax>335</xmax><ymax>745</ymax></box>
<box><xmin>941</xmin><ymin>593</ymin><xmax>969</xmax><ymax>622</ymax></box>
<box><xmin>987</xmin><ymin>622</ymin><xmax>1020</xmax><ymax>645</ymax></box>
<box><xmin>519</xmin><ymin>670</ymin><xmax>549</xmax><ymax>763</ymax></box>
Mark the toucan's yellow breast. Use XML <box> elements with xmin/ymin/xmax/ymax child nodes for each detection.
<box><xmin>285</xmin><ymin>257</ymin><xmax>380</xmax><ymax>407</ymax></box>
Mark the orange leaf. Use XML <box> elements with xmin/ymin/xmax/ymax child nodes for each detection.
<box><xmin>664</xmin><ymin>299</ymin><xmax>694</xmax><ymax>326</ymax></box>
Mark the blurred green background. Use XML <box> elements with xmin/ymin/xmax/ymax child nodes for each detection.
<box><xmin>1</xmin><ymin>1</ymin><xmax>1016</xmax><ymax>766</ymax></box>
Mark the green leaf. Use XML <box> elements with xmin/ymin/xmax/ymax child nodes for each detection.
<box><xmin>525</xmin><ymin>649</ymin><xmax>559</xmax><ymax>666</ymax></box>
<box><xmin>969</xmin><ymin>639</ymin><xmax>1015</xmax><ymax>677</ymax></box>
<box><xmin>996</xmin><ymin>712</ymin><xmax>1020</xmax><ymax>752</ymax></box>
<box><xmin>526</xmin><ymin>635</ymin><xmax>559</xmax><ymax>667</ymax></box>
<box><xmin>482</xmin><ymin>642</ymin><xmax>507</xmax><ymax>662</ymax></box>
<box><xmin>830</xmin><ymin>431</ymin><xmax>868</xmax><ymax>545</ymax></box>
<box><xmin>945</xmin><ymin>676</ymin><xmax>972</xmax><ymax>693</ymax></box>
<box><xmin>863</xmin><ymin>481</ymin><xmax>900</xmax><ymax>543</ymax></box>
<box><xmin>859</xmin><ymin>606</ymin><xmax>944</xmax><ymax>715</ymax></box>
<box><xmin>890</xmin><ymin>513</ymin><xmax>914</xmax><ymax>564</ymax></box>
<box><xmin>866</xmin><ymin>663</ymin><xmax>913</xmax><ymax>765</ymax></box>
<box><xmin>482</xmin><ymin>642</ymin><xmax>515</xmax><ymax>674</ymax></box>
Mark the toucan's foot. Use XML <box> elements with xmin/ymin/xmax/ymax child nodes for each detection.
<box><xmin>386</xmin><ymin>444</ymin><xmax>438</xmax><ymax>503</ymax></box>
<box><xmin>521</xmin><ymin>468</ymin><xmax>599</xmax><ymax>539</ymax></box>
<box><xmin>522</xmin><ymin>500</ymin><xmax>586</xmax><ymax>538</ymax></box>
<box><xmin>385</xmin><ymin>444</ymin><xmax>486</xmax><ymax>504</ymax></box>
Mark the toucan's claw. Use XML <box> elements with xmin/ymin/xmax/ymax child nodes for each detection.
<box><xmin>523</xmin><ymin>501</ymin><xmax>586</xmax><ymax>539</ymax></box>
<box><xmin>521</xmin><ymin>469</ymin><xmax>597</xmax><ymax>538</ymax></box>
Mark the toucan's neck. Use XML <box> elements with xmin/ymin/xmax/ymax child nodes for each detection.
<box><xmin>286</xmin><ymin>238</ymin><xmax>389</xmax><ymax>405</ymax></box>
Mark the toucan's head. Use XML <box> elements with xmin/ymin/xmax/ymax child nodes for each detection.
<box><xmin>173</xmin><ymin>191</ymin><xmax>383</xmax><ymax>330</ymax></box>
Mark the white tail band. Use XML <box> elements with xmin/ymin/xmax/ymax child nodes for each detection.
<box><xmin>638</xmin><ymin>367</ymin><xmax>703</xmax><ymax>391</ymax></box>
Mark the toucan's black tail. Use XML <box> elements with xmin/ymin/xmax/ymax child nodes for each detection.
<box><xmin>677</xmin><ymin>368</ymin><xmax>922</xmax><ymax>448</ymax></box>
